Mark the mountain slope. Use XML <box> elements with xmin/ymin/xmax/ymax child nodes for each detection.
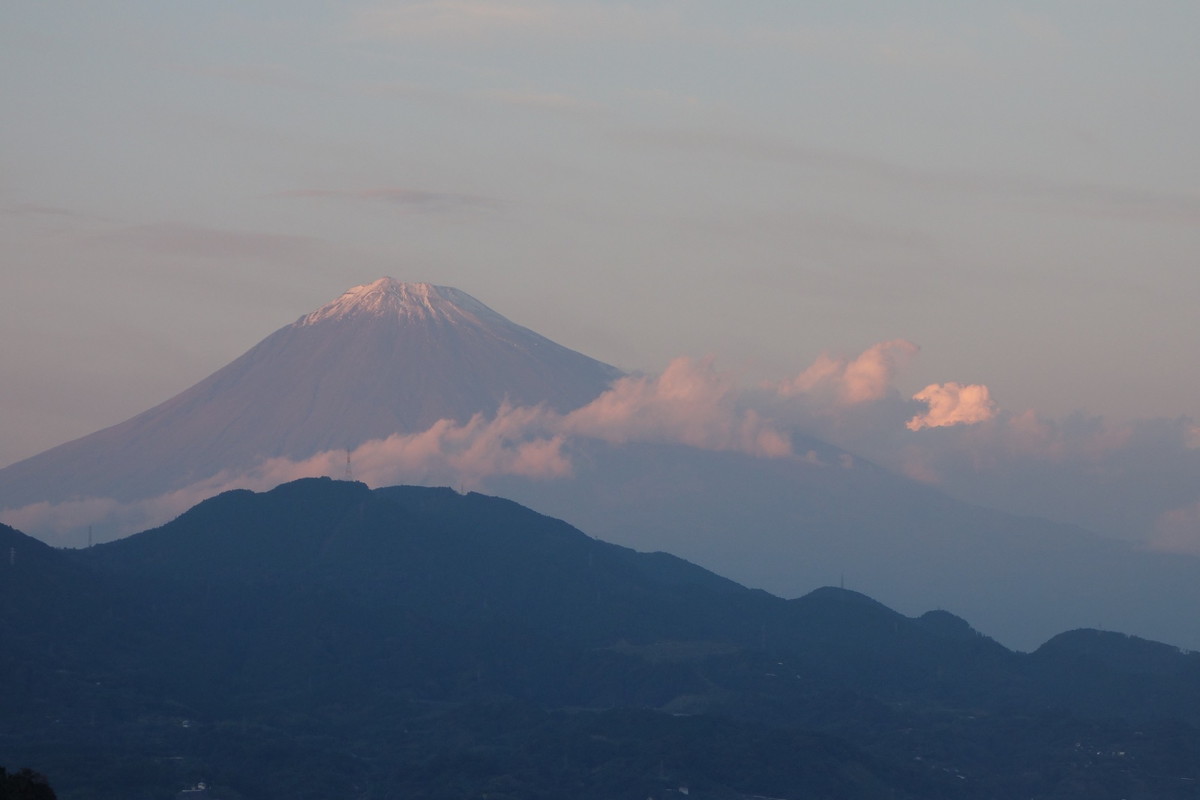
<box><xmin>4</xmin><ymin>280</ymin><xmax>1200</xmax><ymax>655</ymax></box>
<box><xmin>0</xmin><ymin>279</ymin><xmax>621</xmax><ymax>508</ymax></box>
<box><xmin>4</xmin><ymin>479</ymin><xmax>1199</xmax><ymax>799</ymax></box>
<box><xmin>482</xmin><ymin>438</ymin><xmax>1200</xmax><ymax>651</ymax></box>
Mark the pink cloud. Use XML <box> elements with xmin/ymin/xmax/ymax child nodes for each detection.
<box><xmin>92</xmin><ymin>222</ymin><xmax>328</xmax><ymax>262</ymax></box>
<box><xmin>778</xmin><ymin>339</ymin><xmax>919</xmax><ymax>405</ymax></box>
<box><xmin>307</xmin><ymin>405</ymin><xmax>573</xmax><ymax>488</ymax></box>
<box><xmin>563</xmin><ymin>357</ymin><xmax>791</xmax><ymax>457</ymax></box>
<box><xmin>906</xmin><ymin>382</ymin><xmax>996</xmax><ymax>431</ymax></box>
<box><xmin>0</xmin><ymin>408</ymin><xmax>574</xmax><ymax>545</ymax></box>
<box><xmin>0</xmin><ymin>496</ymin><xmax>122</xmax><ymax>540</ymax></box>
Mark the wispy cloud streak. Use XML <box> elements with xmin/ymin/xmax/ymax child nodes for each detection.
<box><xmin>90</xmin><ymin>222</ymin><xmax>329</xmax><ymax>262</ymax></box>
<box><xmin>281</xmin><ymin>187</ymin><xmax>499</xmax><ymax>212</ymax></box>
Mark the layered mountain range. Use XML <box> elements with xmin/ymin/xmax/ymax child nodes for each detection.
<box><xmin>2</xmin><ymin>278</ymin><xmax>1199</xmax><ymax>651</ymax></box>
<box><xmin>2</xmin><ymin>478</ymin><xmax>1198</xmax><ymax>799</ymax></box>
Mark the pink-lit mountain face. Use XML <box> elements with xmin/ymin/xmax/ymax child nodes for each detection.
<box><xmin>0</xmin><ymin>279</ymin><xmax>622</xmax><ymax>507</ymax></box>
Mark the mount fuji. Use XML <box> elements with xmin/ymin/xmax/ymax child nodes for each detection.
<box><xmin>5</xmin><ymin>278</ymin><xmax>1200</xmax><ymax>651</ymax></box>
<box><xmin>0</xmin><ymin>278</ymin><xmax>620</xmax><ymax>509</ymax></box>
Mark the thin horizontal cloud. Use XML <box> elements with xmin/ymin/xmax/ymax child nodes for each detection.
<box><xmin>348</xmin><ymin>1</ymin><xmax>676</xmax><ymax>43</ymax></box>
<box><xmin>1022</xmin><ymin>182</ymin><xmax>1200</xmax><ymax>225</ymax></box>
<box><xmin>481</xmin><ymin>88</ymin><xmax>601</xmax><ymax>117</ymax></box>
<box><xmin>735</xmin><ymin>21</ymin><xmax>981</xmax><ymax>70</ymax></box>
<box><xmin>90</xmin><ymin>222</ymin><xmax>329</xmax><ymax>262</ymax></box>
<box><xmin>4</xmin><ymin>203</ymin><xmax>78</xmax><ymax>217</ymax></box>
<box><xmin>281</xmin><ymin>187</ymin><xmax>499</xmax><ymax>212</ymax></box>
<box><xmin>352</xmin><ymin>80</ymin><xmax>601</xmax><ymax>123</ymax></box>
<box><xmin>3</xmin><ymin>203</ymin><xmax>106</xmax><ymax>221</ymax></box>
<box><xmin>618</xmin><ymin>127</ymin><xmax>904</xmax><ymax>179</ymax></box>
<box><xmin>349</xmin><ymin>2</ymin><xmax>983</xmax><ymax>72</ymax></box>
<box><xmin>194</xmin><ymin>63</ymin><xmax>328</xmax><ymax>94</ymax></box>
<box><xmin>622</xmin><ymin>127</ymin><xmax>1200</xmax><ymax>225</ymax></box>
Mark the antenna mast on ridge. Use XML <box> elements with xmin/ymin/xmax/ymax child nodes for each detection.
<box><xmin>344</xmin><ymin>449</ymin><xmax>353</xmax><ymax>481</ymax></box>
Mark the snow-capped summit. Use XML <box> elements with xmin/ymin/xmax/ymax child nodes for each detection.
<box><xmin>300</xmin><ymin>278</ymin><xmax>496</xmax><ymax>326</ymax></box>
<box><xmin>0</xmin><ymin>280</ymin><xmax>622</xmax><ymax>508</ymax></box>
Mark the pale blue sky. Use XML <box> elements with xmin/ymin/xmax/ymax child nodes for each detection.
<box><xmin>3</xmin><ymin>1</ymin><xmax>1199</xmax><ymax>466</ymax></box>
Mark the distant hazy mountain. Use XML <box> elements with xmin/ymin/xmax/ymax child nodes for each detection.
<box><xmin>482</xmin><ymin>439</ymin><xmax>1200</xmax><ymax>651</ymax></box>
<box><xmin>4</xmin><ymin>279</ymin><xmax>1200</xmax><ymax>653</ymax></box>
<box><xmin>0</xmin><ymin>279</ymin><xmax>621</xmax><ymax>507</ymax></box>
<box><xmin>3</xmin><ymin>479</ymin><xmax>1198</xmax><ymax>799</ymax></box>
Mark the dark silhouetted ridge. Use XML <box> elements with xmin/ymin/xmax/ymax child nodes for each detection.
<box><xmin>3</xmin><ymin>479</ymin><xmax>1200</xmax><ymax>799</ymax></box>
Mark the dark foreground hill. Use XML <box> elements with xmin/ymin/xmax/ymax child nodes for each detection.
<box><xmin>2</xmin><ymin>478</ymin><xmax>1199</xmax><ymax>799</ymax></box>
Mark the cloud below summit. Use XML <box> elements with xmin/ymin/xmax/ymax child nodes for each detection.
<box><xmin>5</xmin><ymin>339</ymin><xmax>1199</xmax><ymax>556</ymax></box>
<box><xmin>0</xmin><ymin>342</ymin><xmax>968</xmax><ymax>543</ymax></box>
